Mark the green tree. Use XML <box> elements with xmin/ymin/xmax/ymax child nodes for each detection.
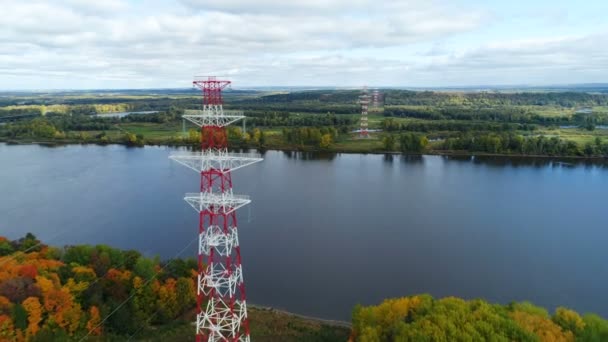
<box><xmin>0</xmin><ymin>239</ymin><xmax>14</xmax><ymax>256</ymax></box>
<box><xmin>382</xmin><ymin>135</ymin><xmax>396</xmax><ymax>151</ymax></box>
<box><xmin>10</xmin><ymin>304</ymin><xmax>27</xmax><ymax>331</ymax></box>
<box><xmin>579</xmin><ymin>314</ymin><xmax>608</xmax><ymax>341</ymax></box>
<box><xmin>175</xmin><ymin>277</ymin><xmax>195</xmax><ymax>314</ymax></box>
<box><xmin>399</xmin><ymin>133</ymin><xmax>427</xmax><ymax>153</ymax></box>
<box><xmin>133</xmin><ymin>257</ymin><xmax>156</xmax><ymax>280</ymax></box>
<box><xmin>30</xmin><ymin>119</ymin><xmax>57</xmax><ymax>138</ymax></box>
<box><xmin>131</xmin><ymin>278</ymin><xmax>156</xmax><ymax>327</ymax></box>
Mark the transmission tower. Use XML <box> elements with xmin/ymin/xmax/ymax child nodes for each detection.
<box><xmin>371</xmin><ymin>89</ymin><xmax>382</xmax><ymax>108</ymax></box>
<box><xmin>170</xmin><ymin>76</ymin><xmax>262</xmax><ymax>342</ymax></box>
<box><xmin>359</xmin><ymin>86</ymin><xmax>370</xmax><ymax>138</ymax></box>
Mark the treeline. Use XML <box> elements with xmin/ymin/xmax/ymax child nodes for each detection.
<box><xmin>0</xmin><ymin>100</ymin><xmax>198</xmax><ymax>117</ymax></box>
<box><xmin>351</xmin><ymin>295</ymin><xmax>608</xmax><ymax>341</ymax></box>
<box><xmin>238</xmin><ymin>89</ymin><xmax>608</xmax><ymax>107</ymax></box>
<box><xmin>118</xmin><ymin>107</ymin><xmax>183</xmax><ymax>123</ymax></box>
<box><xmin>282</xmin><ymin>127</ymin><xmax>338</xmax><ymax>149</ymax></box>
<box><xmin>0</xmin><ymin>104</ymin><xmax>141</xmax><ymax>117</ymax></box>
<box><xmin>384</xmin><ymin>106</ymin><xmax>608</xmax><ymax>126</ymax></box>
<box><xmin>384</xmin><ymin>106</ymin><xmax>568</xmax><ymax>125</ymax></box>
<box><xmin>235</xmin><ymin>89</ymin><xmax>608</xmax><ymax>108</ymax></box>
<box><xmin>382</xmin><ymin>90</ymin><xmax>608</xmax><ymax>107</ymax></box>
<box><xmin>440</xmin><ymin>133</ymin><xmax>608</xmax><ymax>157</ymax></box>
<box><xmin>244</xmin><ymin>112</ymin><xmax>354</xmax><ymax>127</ymax></box>
<box><xmin>382</xmin><ymin>133</ymin><xmax>429</xmax><ymax>153</ymax></box>
<box><xmin>230</xmin><ymin>103</ymin><xmax>359</xmax><ymax>115</ymax></box>
<box><xmin>0</xmin><ymin>117</ymin><xmax>117</xmax><ymax>140</ymax></box>
<box><xmin>236</xmin><ymin>90</ymin><xmax>360</xmax><ymax>104</ymax></box>
<box><xmin>0</xmin><ymin>108</ymin><xmax>183</xmax><ymax>140</ymax></box>
<box><xmin>381</xmin><ymin>118</ymin><xmax>536</xmax><ymax>133</ymax></box>
<box><xmin>379</xmin><ymin>131</ymin><xmax>608</xmax><ymax>157</ymax></box>
<box><xmin>0</xmin><ymin>234</ymin><xmax>197</xmax><ymax>340</ymax></box>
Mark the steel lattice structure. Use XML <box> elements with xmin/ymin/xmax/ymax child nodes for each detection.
<box><xmin>371</xmin><ymin>89</ymin><xmax>382</xmax><ymax>108</ymax></box>
<box><xmin>170</xmin><ymin>76</ymin><xmax>262</xmax><ymax>342</ymax></box>
<box><xmin>359</xmin><ymin>87</ymin><xmax>370</xmax><ymax>138</ymax></box>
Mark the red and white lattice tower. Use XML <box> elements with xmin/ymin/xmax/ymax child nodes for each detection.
<box><xmin>170</xmin><ymin>76</ymin><xmax>262</xmax><ymax>342</ymax></box>
<box><xmin>359</xmin><ymin>86</ymin><xmax>370</xmax><ymax>138</ymax></box>
<box><xmin>371</xmin><ymin>89</ymin><xmax>382</xmax><ymax>108</ymax></box>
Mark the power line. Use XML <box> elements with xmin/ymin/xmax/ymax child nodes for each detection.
<box><xmin>126</xmin><ymin>309</ymin><xmax>160</xmax><ymax>341</ymax></box>
<box><xmin>79</xmin><ymin>235</ymin><xmax>197</xmax><ymax>341</ymax></box>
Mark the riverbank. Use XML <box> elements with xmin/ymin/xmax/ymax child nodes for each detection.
<box><xmin>0</xmin><ymin>234</ymin><xmax>351</xmax><ymax>341</ymax></box>
<box><xmin>2</xmin><ymin>137</ymin><xmax>608</xmax><ymax>162</ymax></box>
<box><xmin>128</xmin><ymin>307</ymin><xmax>351</xmax><ymax>341</ymax></box>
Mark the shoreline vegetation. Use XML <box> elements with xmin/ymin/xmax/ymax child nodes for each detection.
<box><xmin>0</xmin><ymin>234</ymin><xmax>351</xmax><ymax>341</ymax></box>
<box><xmin>2</xmin><ymin>88</ymin><xmax>608</xmax><ymax>160</ymax></box>
<box><xmin>1</xmin><ymin>234</ymin><xmax>608</xmax><ymax>341</ymax></box>
<box><xmin>3</xmin><ymin>138</ymin><xmax>608</xmax><ymax>162</ymax></box>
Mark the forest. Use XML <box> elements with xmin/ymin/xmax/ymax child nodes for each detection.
<box><xmin>351</xmin><ymin>295</ymin><xmax>608</xmax><ymax>341</ymax></box>
<box><xmin>2</xmin><ymin>88</ymin><xmax>608</xmax><ymax>158</ymax></box>
<box><xmin>0</xmin><ymin>234</ymin><xmax>349</xmax><ymax>341</ymax></box>
<box><xmin>3</xmin><ymin>234</ymin><xmax>607</xmax><ymax>341</ymax></box>
<box><xmin>0</xmin><ymin>233</ymin><xmax>197</xmax><ymax>341</ymax></box>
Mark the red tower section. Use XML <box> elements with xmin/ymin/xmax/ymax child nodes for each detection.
<box><xmin>194</xmin><ymin>76</ymin><xmax>229</xmax><ymax>109</ymax></box>
<box><xmin>194</xmin><ymin>77</ymin><xmax>230</xmax><ymax>151</ymax></box>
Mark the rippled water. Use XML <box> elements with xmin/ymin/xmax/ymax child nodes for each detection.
<box><xmin>1</xmin><ymin>143</ymin><xmax>607</xmax><ymax>320</ymax></box>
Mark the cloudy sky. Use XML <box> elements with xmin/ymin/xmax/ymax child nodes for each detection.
<box><xmin>1</xmin><ymin>0</ymin><xmax>607</xmax><ymax>89</ymax></box>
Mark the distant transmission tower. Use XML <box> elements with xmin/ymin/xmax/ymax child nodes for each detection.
<box><xmin>170</xmin><ymin>76</ymin><xmax>262</xmax><ymax>342</ymax></box>
<box><xmin>371</xmin><ymin>89</ymin><xmax>382</xmax><ymax>108</ymax></box>
<box><xmin>359</xmin><ymin>86</ymin><xmax>370</xmax><ymax>138</ymax></box>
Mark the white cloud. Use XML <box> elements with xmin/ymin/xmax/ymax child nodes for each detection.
<box><xmin>0</xmin><ymin>0</ymin><xmax>605</xmax><ymax>89</ymax></box>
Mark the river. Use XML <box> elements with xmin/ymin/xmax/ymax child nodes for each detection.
<box><xmin>1</xmin><ymin>143</ymin><xmax>607</xmax><ymax>321</ymax></box>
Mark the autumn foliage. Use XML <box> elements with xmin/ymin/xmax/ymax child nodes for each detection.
<box><xmin>351</xmin><ymin>295</ymin><xmax>608</xmax><ymax>342</ymax></box>
<box><xmin>0</xmin><ymin>234</ymin><xmax>197</xmax><ymax>340</ymax></box>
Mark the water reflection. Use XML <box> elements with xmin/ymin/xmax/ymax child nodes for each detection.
<box><xmin>281</xmin><ymin>150</ymin><xmax>337</xmax><ymax>161</ymax></box>
<box><xmin>2</xmin><ymin>144</ymin><xmax>608</xmax><ymax>321</ymax></box>
<box><xmin>442</xmin><ymin>154</ymin><xmax>608</xmax><ymax>169</ymax></box>
<box><xmin>400</xmin><ymin>154</ymin><xmax>424</xmax><ymax>164</ymax></box>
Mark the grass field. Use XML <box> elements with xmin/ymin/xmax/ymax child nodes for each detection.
<box><xmin>536</xmin><ymin>127</ymin><xmax>608</xmax><ymax>145</ymax></box>
<box><xmin>122</xmin><ymin>307</ymin><xmax>350</xmax><ymax>342</ymax></box>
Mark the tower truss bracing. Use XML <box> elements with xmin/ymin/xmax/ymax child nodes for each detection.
<box><xmin>371</xmin><ymin>89</ymin><xmax>382</xmax><ymax>108</ymax></box>
<box><xmin>359</xmin><ymin>87</ymin><xmax>370</xmax><ymax>138</ymax></box>
<box><xmin>171</xmin><ymin>76</ymin><xmax>262</xmax><ymax>342</ymax></box>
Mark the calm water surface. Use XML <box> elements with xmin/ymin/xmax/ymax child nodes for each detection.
<box><xmin>1</xmin><ymin>143</ymin><xmax>607</xmax><ymax>321</ymax></box>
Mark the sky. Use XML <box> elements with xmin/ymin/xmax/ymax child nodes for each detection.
<box><xmin>0</xmin><ymin>0</ymin><xmax>607</xmax><ymax>89</ymax></box>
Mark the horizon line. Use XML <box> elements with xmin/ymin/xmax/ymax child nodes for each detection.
<box><xmin>1</xmin><ymin>83</ymin><xmax>608</xmax><ymax>93</ymax></box>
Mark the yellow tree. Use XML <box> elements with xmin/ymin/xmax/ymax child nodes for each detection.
<box><xmin>62</xmin><ymin>303</ymin><xmax>82</xmax><ymax>335</ymax></box>
<box><xmin>158</xmin><ymin>278</ymin><xmax>178</xmax><ymax>320</ymax></box>
<box><xmin>512</xmin><ymin>311</ymin><xmax>574</xmax><ymax>342</ymax></box>
<box><xmin>553</xmin><ymin>307</ymin><xmax>585</xmax><ymax>335</ymax></box>
<box><xmin>319</xmin><ymin>134</ymin><xmax>333</xmax><ymax>149</ymax></box>
<box><xmin>22</xmin><ymin>297</ymin><xmax>43</xmax><ymax>337</ymax></box>
<box><xmin>35</xmin><ymin>275</ymin><xmax>55</xmax><ymax>295</ymax></box>
<box><xmin>252</xmin><ymin>128</ymin><xmax>261</xmax><ymax>145</ymax></box>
